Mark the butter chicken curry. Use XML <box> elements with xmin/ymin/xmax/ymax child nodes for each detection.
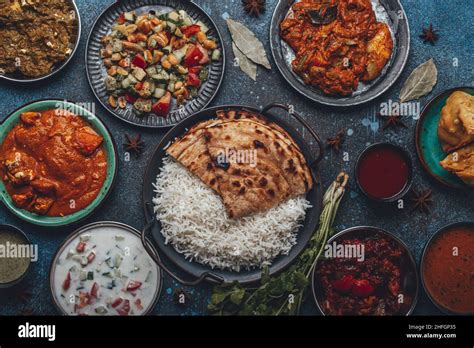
<box><xmin>0</xmin><ymin>110</ymin><xmax>107</xmax><ymax>217</ymax></box>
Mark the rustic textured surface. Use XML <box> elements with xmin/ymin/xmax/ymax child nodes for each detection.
<box><xmin>0</xmin><ymin>0</ymin><xmax>473</xmax><ymax>315</ymax></box>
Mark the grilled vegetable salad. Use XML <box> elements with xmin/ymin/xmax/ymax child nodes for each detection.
<box><xmin>101</xmin><ymin>9</ymin><xmax>221</xmax><ymax>117</ymax></box>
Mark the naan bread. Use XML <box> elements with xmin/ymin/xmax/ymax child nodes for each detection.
<box><xmin>438</xmin><ymin>91</ymin><xmax>474</xmax><ymax>152</ymax></box>
<box><xmin>166</xmin><ymin>110</ymin><xmax>314</xmax><ymax>218</ymax></box>
<box><xmin>440</xmin><ymin>143</ymin><xmax>474</xmax><ymax>187</ymax></box>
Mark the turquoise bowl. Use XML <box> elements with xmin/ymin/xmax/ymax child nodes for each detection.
<box><xmin>415</xmin><ymin>87</ymin><xmax>474</xmax><ymax>189</ymax></box>
<box><xmin>0</xmin><ymin>100</ymin><xmax>118</xmax><ymax>227</ymax></box>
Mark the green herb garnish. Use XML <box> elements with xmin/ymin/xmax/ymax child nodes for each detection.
<box><xmin>208</xmin><ymin>172</ymin><xmax>349</xmax><ymax>316</ymax></box>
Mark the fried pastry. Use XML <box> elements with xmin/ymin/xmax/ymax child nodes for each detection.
<box><xmin>440</xmin><ymin>143</ymin><xmax>474</xmax><ymax>187</ymax></box>
<box><xmin>438</xmin><ymin>91</ymin><xmax>474</xmax><ymax>152</ymax></box>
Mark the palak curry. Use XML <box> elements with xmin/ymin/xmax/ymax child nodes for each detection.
<box><xmin>0</xmin><ymin>110</ymin><xmax>107</xmax><ymax>217</ymax></box>
<box><xmin>0</xmin><ymin>0</ymin><xmax>77</xmax><ymax>78</ymax></box>
<box><xmin>280</xmin><ymin>0</ymin><xmax>393</xmax><ymax>96</ymax></box>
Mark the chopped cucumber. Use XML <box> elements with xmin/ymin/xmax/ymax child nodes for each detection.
<box><xmin>197</xmin><ymin>20</ymin><xmax>209</xmax><ymax>33</ymax></box>
<box><xmin>211</xmin><ymin>49</ymin><xmax>221</xmax><ymax>61</ymax></box>
<box><xmin>153</xmin><ymin>88</ymin><xmax>166</xmax><ymax>99</ymax></box>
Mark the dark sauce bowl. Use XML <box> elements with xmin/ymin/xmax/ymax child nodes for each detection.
<box><xmin>0</xmin><ymin>224</ymin><xmax>33</xmax><ymax>289</ymax></box>
<box><xmin>355</xmin><ymin>143</ymin><xmax>413</xmax><ymax>203</ymax></box>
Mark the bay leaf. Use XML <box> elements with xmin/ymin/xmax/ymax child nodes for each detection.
<box><xmin>227</xmin><ymin>18</ymin><xmax>271</xmax><ymax>70</ymax></box>
<box><xmin>399</xmin><ymin>58</ymin><xmax>438</xmax><ymax>102</ymax></box>
<box><xmin>232</xmin><ymin>42</ymin><xmax>257</xmax><ymax>81</ymax></box>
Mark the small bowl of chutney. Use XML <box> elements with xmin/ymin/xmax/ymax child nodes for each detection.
<box><xmin>0</xmin><ymin>225</ymin><xmax>33</xmax><ymax>289</ymax></box>
<box><xmin>355</xmin><ymin>143</ymin><xmax>413</xmax><ymax>203</ymax></box>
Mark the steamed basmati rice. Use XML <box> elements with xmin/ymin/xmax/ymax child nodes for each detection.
<box><xmin>152</xmin><ymin>157</ymin><xmax>311</xmax><ymax>271</ymax></box>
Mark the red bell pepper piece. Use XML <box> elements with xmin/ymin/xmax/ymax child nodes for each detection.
<box><xmin>117</xmin><ymin>13</ymin><xmax>126</xmax><ymax>25</ymax></box>
<box><xmin>135</xmin><ymin>81</ymin><xmax>144</xmax><ymax>91</ymax></box>
<box><xmin>196</xmin><ymin>44</ymin><xmax>210</xmax><ymax>65</ymax></box>
<box><xmin>132</xmin><ymin>54</ymin><xmax>148</xmax><ymax>69</ymax></box>
<box><xmin>183</xmin><ymin>44</ymin><xmax>204</xmax><ymax>68</ymax></box>
<box><xmin>125</xmin><ymin>93</ymin><xmax>137</xmax><ymax>104</ymax></box>
<box><xmin>152</xmin><ymin>92</ymin><xmax>171</xmax><ymax>117</ymax></box>
<box><xmin>186</xmin><ymin>72</ymin><xmax>201</xmax><ymax>88</ymax></box>
<box><xmin>181</xmin><ymin>24</ymin><xmax>201</xmax><ymax>37</ymax></box>
<box><xmin>188</xmin><ymin>66</ymin><xmax>202</xmax><ymax>75</ymax></box>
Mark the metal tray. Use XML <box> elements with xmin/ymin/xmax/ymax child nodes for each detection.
<box><xmin>270</xmin><ymin>0</ymin><xmax>410</xmax><ymax>107</ymax></box>
<box><xmin>86</xmin><ymin>0</ymin><xmax>225</xmax><ymax>128</ymax></box>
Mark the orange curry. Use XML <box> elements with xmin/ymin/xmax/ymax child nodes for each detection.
<box><xmin>0</xmin><ymin>109</ymin><xmax>107</xmax><ymax>217</ymax></box>
<box><xmin>280</xmin><ymin>0</ymin><xmax>393</xmax><ymax>96</ymax></box>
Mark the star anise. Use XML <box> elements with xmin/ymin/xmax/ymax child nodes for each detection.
<box><xmin>378</xmin><ymin>112</ymin><xmax>407</xmax><ymax>131</ymax></box>
<box><xmin>326</xmin><ymin>129</ymin><xmax>345</xmax><ymax>152</ymax></box>
<box><xmin>420</xmin><ymin>23</ymin><xmax>439</xmax><ymax>44</ymax></box>
<box><xmin>124</xmin><ymin>134</ymin><xmax>145</xmax><ymax>157</ymax></box>
<box><xmin>18</xmin><ymin>290</ymin><xmax>32</xmax><ymax>304</ymax></box>
<box><xmin>411</xmin><ymin>188</ymin><xmax>433</xmax><ymax>213</ymax></box>
<box><xmin>242</xmin><ymin>0</ymin><xmax>266</xmax><ymax>17</ymax></box>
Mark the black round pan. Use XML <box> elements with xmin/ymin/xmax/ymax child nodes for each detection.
<box><xmin>141</xmin><ymin>103</ymin><xmax>324</xmax><ymax>285</ymax></box>
<box><xmin>86</xmin><ymin>0</ymin><xmax>225</xmax><ymax>128</ymax></box>
<box><xmin>270</xmin><ymin>0</ymin><xmax>410</xmax><ymax>107</ymax></box>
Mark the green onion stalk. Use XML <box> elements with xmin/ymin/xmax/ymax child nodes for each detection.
<box><xmin>208</xmin><ymin>172</ymin><xmax>349</xmax><ymax>316</ymax></box>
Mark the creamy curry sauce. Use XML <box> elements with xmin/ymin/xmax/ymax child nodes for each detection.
<box><xmin>0</xmin><ymin>109</ymin><xmax>107</xmax><ymax>217</ymax></box>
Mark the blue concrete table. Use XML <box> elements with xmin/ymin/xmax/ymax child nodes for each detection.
<box><xmin>0</xmin><ymin>0</ymin><xmax>472</xmax><ymax>316</ymax></box>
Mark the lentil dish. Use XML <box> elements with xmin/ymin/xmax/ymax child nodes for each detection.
<box><xmin>422</xmin><ymin>226</ymin><xmax>474</xmax><ymax>314</ymax></box>
<box><xmin>0</xmin><ymin>0</ymin><xmax>77</xmax><ymax>78</ymax></box>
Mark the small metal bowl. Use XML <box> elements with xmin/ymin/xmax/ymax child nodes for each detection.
<box><xmin>420</xmin><ymin>221</ymin><xmax>474</xmax><ymax>315</ymax></box>
<box><xmin>49</xmin><ymin>221</ymin><xmax>163</xmax><ymax>316</ymax></box>
<box><xmin>355</xmin><ymin>143</ymin><xmax>413</xmax><ymax>203</ymax></box>
<box><xmin>0</xmin><ymin>224</ymin><xmax>33</xmax><ymax>289</ymax></box>
<box><xmin>311</xmin><ymin>226</ymin><xmax>419</xmax><ymax>316</ymax></box>
<box><xmin>0</xmin><ymin>0</ymin><xmax>81</xmax><ymax>83</ymax></box>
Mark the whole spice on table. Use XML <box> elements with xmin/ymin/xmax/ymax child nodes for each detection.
<box><xmin>420</xmin><ymin>24</ymin><xmax>439</xmax><ymax>44</ymax></box>
<box><xmin>208</xmin><ymin>172</ymin><xmax>349</xmax><ymax>315</ymax></box>
<box><xmin>124</xmin><ymin>134</ymin><xmax>145</xmax><ymax>157</ymax></box>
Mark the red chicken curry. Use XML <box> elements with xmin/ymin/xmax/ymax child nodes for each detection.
<box><xmin>0</xmin><ymin>110</ymin><xmax>107</xmax><ymax>217</ymax></box>
<box><xmin>280</xmin><ymin>0</ymin><xmax>393</xmax><ymax>96</ymax></box>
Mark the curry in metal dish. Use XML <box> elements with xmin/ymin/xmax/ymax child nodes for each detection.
<box><xmin>0</xmin><ymin>0</ymin><xmax>77</xmax><ymax>78</ymax></box>
<box><xmin>315</xmin><ymin>235</ymin><xmax>414</xmax><ymax>315</ymax></box>
<box><xmin>0</xmin><ymin>110</ymin><xmax>107</xmax><ymax>217</ymax></box>
<box><xmin>280</xmin><ymin>0</ymin><xmax>393</xmax><ymax>96</ymax></box>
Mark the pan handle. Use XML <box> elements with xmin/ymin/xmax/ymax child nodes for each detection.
<box><xmin>141</xmin><ymin>203</ymin><xmax>225</xmax><ymax>286</ymax></box>
<box><xmin>261</xmin><ymin>103</ymin><xmax>324</xmax><ymax>168</ymax></box>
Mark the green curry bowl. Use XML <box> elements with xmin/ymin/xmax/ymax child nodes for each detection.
<box><xmin>0</xmin><ymin>100</ymin><xmax>118</xmax><ymax>227</ymax></box>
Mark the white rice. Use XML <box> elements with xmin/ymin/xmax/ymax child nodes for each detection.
<box><xmin>152</xmin><ymin>157</ymin><xmax>311</xmax><ymax>272</ymax></box>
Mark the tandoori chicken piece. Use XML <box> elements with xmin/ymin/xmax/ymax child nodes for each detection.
<box><xmin>362</xmin><ymin>23</ymin><xmax>393</xmax><ymax>81</ymax></box>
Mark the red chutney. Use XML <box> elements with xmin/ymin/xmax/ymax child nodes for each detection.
<box><xmin>422</xmin><ymin>227</ymin><xmax>474</xmax><ymax>314</ymax></box>
<box><xmin>357</xmin><ymin>145</ymin><xmax>410</xmax><ymax>199</ymax></box>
